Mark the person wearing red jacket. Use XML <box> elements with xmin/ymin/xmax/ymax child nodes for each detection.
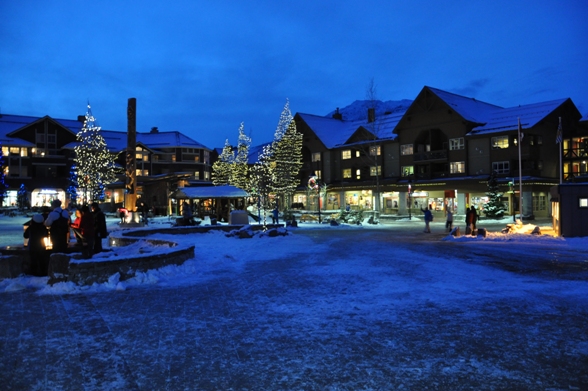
<box><xmin>79</xmin><ymin>205</ymin><xmax>95</xmax><ymax>259</ymax></box>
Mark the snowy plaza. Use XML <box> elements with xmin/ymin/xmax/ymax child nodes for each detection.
<box><xmin>1</xmin><ymin>215</ymin><xmax>588</xmax><ymax>390</ymax></box>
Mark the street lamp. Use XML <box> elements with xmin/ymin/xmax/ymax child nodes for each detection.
<box><xmin>408</xmin><ymin>180</ymin><xmax>412</xmax><ymax>220</ymax></box>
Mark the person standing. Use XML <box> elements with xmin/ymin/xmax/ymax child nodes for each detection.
<box><xmin>24</xmin><ymin>214</ymin><xmax>49</xmax><ymax>276</ymax></box>
<box><xmin>466</xmin><ymin>206</ymin><xmax>478</xmax><ymax>235</ymax></box>
<box><xmin>70</xmin><ymin>208</ymin><xmax>83</xmax><ymax>246</ymax></box>
<box><xmin>91</xmin><ymin>202</ymin><xmax>107</xmax><ymax>253</ymax></box>
<box><xmin>79</xmin><ymin>205</ymin><xmax>95</xmax><ymax>259</ymax></box>
<box><xmin>421</xmin><ymin>205</ymin><xmax>433</xmax><ymax>233</ymax></box>
<box><xmin>446</xmin><ymin>209</ymin><xmax>454</xmax><ymax>232</ymax></box>
<box><xmin>44</xmin><ymin>199</ymin><xmax>70</xmax><ymax>253</ymax></box>
<box><xmin>272</xmin><ymin>206</ymin><xmax>279</xmax><ymax>224</ymax></box>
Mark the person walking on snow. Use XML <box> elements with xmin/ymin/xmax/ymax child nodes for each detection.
<box><xmin>446</xmin><ymin>209</ymin><xmax>453</xmax><ymax>232</ymax></box>
<box><xmin>421</xmin><ymin>205</ymin><xmax>433</xmax><ymax>233</ymax></box>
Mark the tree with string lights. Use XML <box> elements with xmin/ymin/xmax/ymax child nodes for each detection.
<box><xmin>74</xmin><ymin>103</ymin><xmax>120</xmax><ymax>203</ymax></box>
<box><xmin>66</xmin><ymin>164</ymin><xmax>79</xmax><ymax>206</ymax></box>
<box><xmin>212</xmin><ymin>139</ymin><xmax>234</xmax><ymax>186</ymax></box>
<box><xmin>231</xmin><ymin>122</ymin><xmax>250</xmax><ymax>190</ymax></box>
<box><xmin>0</xmin><ymin>143</ymin><xmax>7</xmax><ymax>206</ymax></box>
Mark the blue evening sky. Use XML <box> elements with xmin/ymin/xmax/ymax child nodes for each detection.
<box><xmin>1</xmin><ymin>1</ymin><xmax>586</xmax><ymax>150</ymax></box>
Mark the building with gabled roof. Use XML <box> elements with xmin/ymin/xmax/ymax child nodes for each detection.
<box><xmin>0</xmin><ymin>114</ymin><xmax>212</xmax><ymax>213</ymax></box>
<box><xmin>294</xmin><ymin>86</ymin><xmax>586</xmax><ymax>221</ymax></box>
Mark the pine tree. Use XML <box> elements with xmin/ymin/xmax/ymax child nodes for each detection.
<box><xmin>232</xmin><ymin>122</ymin><xmax>250</xmax><ymax>190</ymax></box>
<box><xmin>0</xmin><ymin>143</ymin><xmax>6</xmax><ymax>206</ymax></box>
<box><xmin>483</xmin><ymin>171</ymin><xmax>507</xmax><ymax>218</ymax></box>
<box><xmin>212</xmin><ymin>139</ymin><xmax>234</xmax><ymax>186</ymax></box>
<box><xmin>66</xmin><ymin>164</ymin><xmax>79</xmax><ymax>206</ymax></box>
<box><xmin>16</xmin><ymin>183</ymin><xmax>27</xmax><ymax>210</ymax></box>
<box><xmin>271</xmin><ymin>120</ymin><xmax>303</xmax><ymax>207</ymax></box>
<box><xmin>249</xmin><ymin>144</ymin><xmax>274</xmax><ymax>227</ymax></box>
<box><xmin>74</xmin><ymin>103</ymin><xmax>120</xmax><ymax>203</ymax></box>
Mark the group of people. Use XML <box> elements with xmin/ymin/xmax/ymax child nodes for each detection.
<box><xmin>420</xmin><ymin>205</ymin><xmax>478</xmax><ymax>234</ymax></box>
<box><xmin>23</xmin><ymin>200</ymin><xmax>108</xmax><ymax>276</ymax></box>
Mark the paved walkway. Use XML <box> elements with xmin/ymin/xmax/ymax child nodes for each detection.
<box><xmin>1</xmin><ymin>226</ymin><xmax>587</xmax><ymax>390</ymax></box>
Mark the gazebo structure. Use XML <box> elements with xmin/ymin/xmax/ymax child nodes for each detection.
<box><xmin>170</xmin><ymin>185</ymin><xmax>249</xmax><ymax>222</ymax></box>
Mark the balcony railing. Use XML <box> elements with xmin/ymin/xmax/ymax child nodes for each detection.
<box><xmin>413</xmin><ymin>149</ymin><xmax>448</xmax><ymax>162</ymax></box>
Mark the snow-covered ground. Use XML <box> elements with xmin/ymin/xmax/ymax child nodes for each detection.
<box><xmin>1</xmin><ymin>214</ymin><xmax>587</xmax><ymax>389</ymax></box>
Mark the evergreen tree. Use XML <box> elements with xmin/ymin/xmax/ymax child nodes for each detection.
<box><xmin>212</xmin><ymin>139</ymin><xmax>234</xmax><ymax>186</ymax></box>
<box><xmin>249</xmin><ymin>144</ymin><xmax>273</xmax><ymax>226</ymax></box>
<box><xmin>0</xmin><ymin>143</ymin><xmax>6</xmax><ymax>206</ymax></box>
<box><xmin>74</xmin><ymin>103</ymin><xmax>120</xmax><ymax>203</ymax></box>
<box><xmin>16</xmin><ymin>183</ymin><xmax>27</xmax><ymax>210</ymax></box>
<box><xmin>232</xmin><ymin>122</ymin><xmax>250</xmax><ymax>190</ymax></box>
<box><xmin>271</xmin><ymin>120</ymin><xmax>303</xmax><ymax>207</ymax></box>
<box><xmin>483</xmin><ymin>171</ymin><xmax>507</xmax><ymax>218</ymax></box>
<box><xmin>66</xmin><ymin>164</ymin><xmax>79</xmax><ymax>205</ymax></box>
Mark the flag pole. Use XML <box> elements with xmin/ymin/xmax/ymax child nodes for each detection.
<box><xmin>518</xmin><ymin>117</ymin><xmax>523</xmax><ymax>223</ymax></box>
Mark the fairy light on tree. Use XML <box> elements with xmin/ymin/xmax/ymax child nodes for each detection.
<box><xmin>74</xmin><ymin>103</ymin><xmax>120</xmax><ymax>204</ymax></box>
<box><xmin>0</xmin><ymin>143</ymin><xmax>7</xmax><ymax>206</ymax></box>
<box><xmin>212</xmin><ymin>139</ymin><xmax>234</xmax><ymax>186</ymax></box>
<box><xmin>232</xmin><ymin>122</ymin><xmax>250</xmax><ymax>190</ymax></box>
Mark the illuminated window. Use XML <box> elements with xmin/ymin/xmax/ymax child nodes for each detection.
<box><xmin>356</xmin><ymin>169</ymin><xmax>361</xmax><ymax>179</ymax></box>
<box><xmin>401</xmin><ymin>144</ymin><xmax>413</xmax><ymax>155</ymax></box>
<box><xmin>369</xmin><ymin>145</ymin><xmax>381</xmax><ymax>156</ymax></box>
<box><xmin>315</xmin><ymin>170</ymin><xmax>322</xmax><ymax>179</ymax></box>
<box><xmin>401</xmin><ymin>166</ymin><xmax>414</xmax><ymax>177</ymax></box>
<box><xmin>312</xmin><ymin>152</ymin><xmax>321</xmax><ymax>162</ymax></box>
<box><xmin>580</xmin><ymin>198</ymin><xmax>588</xmax><ymax>208</ymax></box>
<box><xmin>342</xmin><ymin>150</ymin><xmax>351</xmax><ymax>159</ymax></box>
<box><xmin>370</xmin><ymin>166</ymin><xmax>381</xmax><ymax>176</ymax></box>
<box><xmin>450</xmin><ymin>161</ymin><xmax>465</xmax><ymax>174</ymax></box>
<box><xmin>491</xmin><ymin>136</ymin><xmax>509</xmax><ymax>149</ymax></box>
<box><xmin>342</xmin><ymin>168</ymin><xmax>352</xmax><ymax>178</ymax></box>
<box><xmin>449</xmin><ymin>138</ymin><xmax>464</xmax><ymax>150</ymax></box>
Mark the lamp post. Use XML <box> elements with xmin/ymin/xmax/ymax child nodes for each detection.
<box><xmin>408</xmin><ymin>180</ymin><xmax>412</xmax><ymax>220</ymax></box>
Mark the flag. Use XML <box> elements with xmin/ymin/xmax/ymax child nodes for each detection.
<box><xmin>556</xmin><ymin>117</ymin><xmax>563</xmax><ymax>144</ymax></box>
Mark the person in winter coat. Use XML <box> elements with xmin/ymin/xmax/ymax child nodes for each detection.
<box><xmin>446</xmin><ymin>209</ymin><xmax>454</xmax><ymax>232</ymax></box>
<box><xmin>24</xmin><ymin>214</ymin><xmax>49</xmax><ymax>276</ymax></box>
<box><xmin>465</xmin><ymin>206</ymin><xmax>478</xmax><ymax>234</ymax></box>
<box><xmin>79</xmin><ymin>205</ymin><xmax>95</xmax><ymax>259</ymax></box>
<box><xmin>421</xmin><ymin>205</ymin><xmax>433</xmax><ymax>233</ymax></box>
<box><xmin>44</xmin><ymin>199</ymin><xmax>70</xmax><ymax>252</ymax></box>
<box><xmin>272</xmin><ymin>206</ymin><xmax>279</xmax><ymax>224</ymax></box>
<box><xmin>91</xmin><ymin>202</ymin><xmax>107</xmax><ymax>253</ymax></box>
<box><xmin>70</xmin><ymin>208</ymin><xmax>83</xmax><ymax>246</ymax></box>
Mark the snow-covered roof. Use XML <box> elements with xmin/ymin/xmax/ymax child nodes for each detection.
<box><xmin>468</xmin><ymin>99</ymin><xmax>569</xmax><ymax>135</ymax></box>
<box><xmin>172</xmin><ymin>185</ymin><xmax>248</xmax><ymax>199</ymax></box>
<box><xmin>137</xmin><ymin>131</ymin><xmax>210</xmax><ymax>150</ymax></box>
<box><xmin>296</xmin><ymin>113</ymin><xmax>365</xmax><ymax>149</ymax></box>
<box><xmin>425</xmin><ymin>86</ymin><xmax>503</xmax><ymax>125</ymax></box>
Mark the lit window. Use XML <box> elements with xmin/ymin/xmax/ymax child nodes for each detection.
<box><xmin>491</xmin><ymin>136</ymin><xmax>509</xmax><ymax>149</ymax></box>
<box><xmin>401</xmin><ymin>166</ymin><xmax>413</xmax><ymax>177</ymax></box>
<box><xmin>580</xmin><ymin>198</ymin><xmax>588</xmax><ymax>208</ymax></box>
<box><xmin>449</xmin><ymin>138</ymin><xmax>464</xmax><ymax>150</ymax></box>
<box><xmin>342</xmin><ymin>150</ymin><xmax>351</xmax><ymax>159</ymax></box>
<box><xmin>370</xmin><ymin>166</ymin><xmax>381</xmax><ymax>176</ymax></box>
<box><xmin>315</xmin><ymin>170</ymin><xmax>322</xmax><ymax>179</ymax></box>
<box><xmin>356</xmin><ymin>150</ymin><xmax>361</xmax><ymax>157</ymax></box>
<box><xmin>342</xmin><ymin>168</ymin><xmax>352</xmax><ymax>178</ymax></box>
<box><xmin>450</xmin><ymin>161</ymin><xmax>465</xmax><ymax>174</ymax></box>
<box><xmin>356</xmin><ymin>169</ymin><xmax>361</xmax><ymax>179</ymax></box>
<box><xmin>492</xmin><ymin>161</ymin><xmax>510</xmax><ymax>174</ymax></box>
<box><xmin>401</xmin><ymin>144</ymin><xmax>413</xmax><ymax>155</ymax></box>
<box><xmin>369</xmin><ymin>145</ymin><xmax>381</xmax><ymax>156</ymax></box>
<box><xmin>311</xmin><ymin>152</ymin><xmax>321</xmax><ymax>162</ymax></box>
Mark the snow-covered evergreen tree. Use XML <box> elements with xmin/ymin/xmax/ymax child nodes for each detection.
<box><xmin>232</xmin><ymin>122</ymin><xmax>250</xmax><ymax>190</ymax></box>
<box><xmin>74</xmin><ymin>103</ymin><xmax>120</xmax><ymax>203</ymax></box>
<box><xmin>483</xmin><ymin>171</ymin><xmax>507</xmax><ymax>218</ymax></box>
<box><xmin>212</xmin><ymin>139</ymin><xmax>234</xmax><ymax>186</ymax></box>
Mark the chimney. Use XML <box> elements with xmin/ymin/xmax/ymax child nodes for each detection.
<box><xmin>77</xmin><ymin>115</ymin><xmax>85</xmax><ymax>122</ymax></box>
<box><xmin>150</xmin><ymin>126</ymin><xmax>159</xmax><ymax>133</ymax></box>
<box><xmin>332</xmin><ymin>107</ymin><xmax>342</xmax><ymax>120</ymax></box>
<box><xmin>367</xmin><ymin>108</ymin><xmax>375</xmax><ymax>123</ymax></box>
